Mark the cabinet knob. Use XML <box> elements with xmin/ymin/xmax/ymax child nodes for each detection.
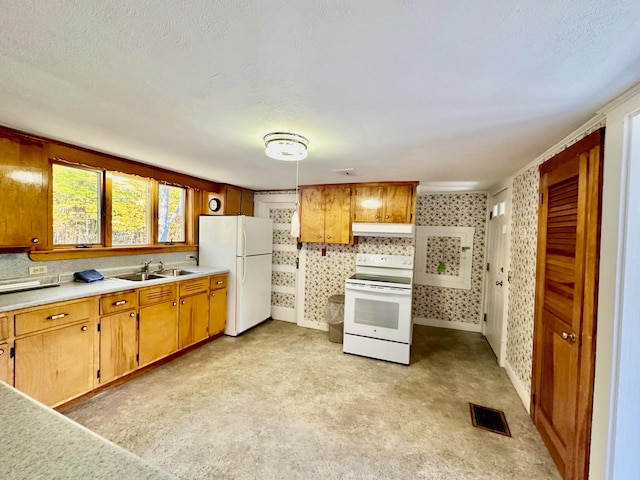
<box><xmin>47</xmin><ymin>313</ymin><xmax>67</xmax><ymax>320</ymax></box>
<box><xmin>32</xmin><ymin>237</ymin><xmax>39</xmax><ymax>243</ymax></box>
<box><xmin>385</xmin><ymin>215</ymin><xmax>389</xmax><ymax>219</ymax></box>
<box><xmin>130</xmin><ymin>312</ymin><xmax>136</xmax><ymax>317</ymax></box>
<box><xmin>0</xmin><ymin>349</ymin><xmax>4</xmax><ymax>355</ymax></box>
<box><xmin>81</xmin><ymin>326</ymin><xmax>88</xmax><ymax>331</ymax></box>
<box><xmin>173</xmin><ymin>302</ymin><xmax>177</xmax><ymax>306</ymax></box>
<box><xmin>216</xmin><ymin>281</ymin><xmax>224</xmax><ymax>285</ymax></box>
<box><xmin>181</xmin><ymin>300</ymin><xmax>186</xmax><ymax>305</ymax></box>
<box><xmin>113</xmin><ymin>300</ymin><xmax>127</xmax><ymax>306</ymax></box>
<box><xmin>211</xmin><ymin>293</ymin><xmax>215</xmax><ymax>297</ymax></box>
<box><xmin>317</xmin><ymin>235</ymin><xmax>322</xmax><ymax>238</ymax></box>
<box><xmin>327</xmin><ymin>236</ymin><xmax>331</xmax><ymax>239</ymax></box>
<box><xmin>375</xmin><ymin>215</ymin><xmax>379</xmax><ymax>219</ymax></box>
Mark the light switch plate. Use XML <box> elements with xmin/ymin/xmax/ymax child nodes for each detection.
<box><xmin>29</xmin><ymin>266</ymin><xmax>48</xmax><ymax>275</ymax></box>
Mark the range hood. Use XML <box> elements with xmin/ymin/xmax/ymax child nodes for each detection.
<box><xmin>351</xmin><ymin>222</ymin><xmax>415</xmax><ymax>238</ymax></box>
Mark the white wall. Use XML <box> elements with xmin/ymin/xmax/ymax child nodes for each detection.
<box><xmin>590</xmin><ymin>89</ymin><xmax>640</xmax><ymax>479</ymax></box>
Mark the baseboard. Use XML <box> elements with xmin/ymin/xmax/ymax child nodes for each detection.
<box><xmin>271</xmin><ymin>306</ymin><xmax>296</xmax><ymax>323</ymax></box>
<box><xmin>413</xmin><ymin>317</ymin><xmax>482</xmax><ymax>333</ymax></box>
<box><xmin>504</xmin><ymin>360</ymin><xmax>531</xmax><ymax>414</ymax></box>
<box><xmin>297</xmin><ymin>319</ymin><xmax>329</xmax><ymax>331</ymax></box>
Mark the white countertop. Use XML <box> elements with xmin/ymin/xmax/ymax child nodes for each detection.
<box><xmin>0</xmin><ymin>382</ymin><xmax>175</xmax><ymax>479</ymax></box>
<box><xmin>0</xmin><ymin>267</ymin><xmax>228</xmax><ymax>313</ymax></box>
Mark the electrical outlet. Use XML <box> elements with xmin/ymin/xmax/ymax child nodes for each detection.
<box><xmin>186</xmin><ymin>255</ymin><xmax>192</xmax><ymax>260</ymax></box>
<box><xmin>29</xmin><ymin>265</ymin><xmax>48</xmax><ymax>275</ymax></box>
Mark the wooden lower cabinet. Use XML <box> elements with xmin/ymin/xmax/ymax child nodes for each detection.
<box><xmin>0</xmin><ymin>342</ymin><xmax>10</xmax><ymax>385</ymax></box>
<box><xmin>100</xmin><ymin>311</ymin><xmax>138</xmax><ymax>383</ymax></box>
<box><xmin>209</xmin><ymin>274</ymin><xmax>228</xmax><ymax>336</ymax></box>
<box><xmin>15</xmin><ymin>321</ymin><xmax>96</xmax><ymax>406</ymax></box>
<box><xmin>139</xmin><ymin>300</ymin><xmax>178</xmax><ymax>367</ymax></box>
<box><xmin>178</xmin><ymin>292</ymin><xmax>209</xmax><ymax>349</ymax></box>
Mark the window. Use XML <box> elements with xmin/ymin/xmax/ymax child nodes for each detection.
<box><xmin>111</xmin><ymin>174</ymin><xmax>151</xmax><ymax>245</ymax></box>
<box><xmin>158</xmin><ymin>184</ymin><xmax>186</xmax><ymax>243</ymax></box>
<box><xmin>52</xmin><ymin>164</ymin><xmax>101</xmax><ymax>245</ymax></box>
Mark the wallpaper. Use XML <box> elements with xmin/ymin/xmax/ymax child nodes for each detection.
<box><xmin>302</xmin><ymin>237</ymin><xmax>415</xmax><ymax>323</ymax></box>
<box><xmin>412</xmin><ymin>193</ymin><xmax>487</xmax><ymax>324</ymax></box>
<box><xmin>424</xmin><ymin>236</ymin><xmax>461</xmax><ymax>275</ymax></box>
<box><xmin>262</xmin><ymin>192</ymin><xmax>486</xmax><ymax>328</ymax></box>
<box><xmin>505</xmin><ymin>166</ymin><xmax>539</xmax><ymax>393</ymax></box>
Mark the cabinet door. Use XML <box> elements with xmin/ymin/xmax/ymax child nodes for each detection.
<box><xmin>324</xmin><ymin>185</ymin><xmax>351</xmax><ymax>244</ymax></box>
<box><xmin>139</xmin><ymin>300</ymin><xmax>178</xmax><ymax>367</ymax></box>
<box><xmin>178</xmin><ymin>292</ymin><xmax>209</xmax><ymax>349</ymax></box>
<box><xmin>383</xmin><ymin>185</ymin><xmax>414</xmax><ymax>222</ymax></box>
<box><xmin>0</xmin><ymin>342</ymin><xmax>10</xmax><ymax>385</ymax></box>
<box><xmin>100</xmin><ymin>311</ymin><xmax>138</xmax><ymax>384</ymax></box>
<box><xmin>300</xmin><ymin>187</ymin><xmax>325</xmax><ymax>242</ymax></box>
<box><xmin>209</xmin><ymin>288</ymin><xmax>227</xmax><ymax>336</ymax></box>
<box><xmin>225</xmin><ymin>186</ymin><xmax>242</xmax><ymax>215</ymax></box>
<box><xmin>0</xmin><ymin>135</ymin><xmax>49</xmax><ymax>249</ymax></box>
<box><xmin>353</xmin><ymin>185</ymin><xmax>384</xmax><ymax>222</ymax></box>
<box><xmin>240</xmin><ymin>189</ymin><xmax>254</xmax><ymax>216</ymax></box>
<box><xmin>15</xmin><ymin>322</ymin><xmax>96</xmax><ymax>407</ymax></box>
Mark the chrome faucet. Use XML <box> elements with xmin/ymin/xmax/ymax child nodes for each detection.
<box><xmin>143</xmin><ymin>258</ymin><xmax>154</xmax><ymax>273</ymax></box>
<box><xmin>158</xmin><ymin>261</ymin><xmax>165</xmax><ymax>273</ymax></box>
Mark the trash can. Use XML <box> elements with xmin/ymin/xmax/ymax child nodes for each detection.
<box><xmin>325</xmin><ymin>294</ymin><xmax>345</xmax><ymax>343</ymax></box>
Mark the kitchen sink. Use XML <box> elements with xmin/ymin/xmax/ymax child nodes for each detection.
<box><xmin>158</xmin><ymin>269</ymin><xmax>197</xmax><ymax>277</ymax></box>
<box><xmin>115</xmin><ymin>273</ymin><xmax>166</xmax><ymax>282</ymax></box>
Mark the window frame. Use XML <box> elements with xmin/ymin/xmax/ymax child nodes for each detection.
<box><xmin>45</xmin><ymin>160</ymin><xmax>197</xmax><ymax>257</ymax></box>
<box><xmin>52</xmin><ymin>162</ymin><xmax>104</xmax><ymax>248</ymax></box>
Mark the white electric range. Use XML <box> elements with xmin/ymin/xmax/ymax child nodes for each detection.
<box><xmin>343</xmin><ymin>254</ymin><xmax>414</xmax><ymax>365</ymax></box>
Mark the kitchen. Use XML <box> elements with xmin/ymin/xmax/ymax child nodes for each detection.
<box><xmin>1</xmin><ymin>2</ymin><xmax>640</xmax><ymax>479</ymax></box>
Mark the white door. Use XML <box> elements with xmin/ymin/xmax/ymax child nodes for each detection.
<box><xmin>485</xmin><ymin>188</ymin><xmax>509</xmax><ymax>363</ymax></box>
<box><xmin>255</xmin><ymin>194</ymin><xmax>299</xmax><ymax>324</ymax></box>
<box><xmin>235</xmin><ymin>253</ymin><xmax>273</xmax><ymax>335</ymax></box>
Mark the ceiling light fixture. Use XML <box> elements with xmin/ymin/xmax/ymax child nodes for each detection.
<box><xmin>263</xmin><ymin>132</ymin><xmax>309</xmax><ymax>161</ymax></box>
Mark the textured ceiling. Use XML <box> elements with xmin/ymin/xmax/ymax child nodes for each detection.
<box><xmin>1</xmin><ymin>1</ymin><xmax>640</xmax><ymax>190</ymax></box>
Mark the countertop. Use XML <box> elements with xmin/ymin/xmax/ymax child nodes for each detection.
<box><xmin>0</xmin><ymin>381</ymin><xmax>174</xmax><ymax>479</ymax></box>
<box><xmin>0</xmin><ymin>267</ymin><xmax>228</xmax><ymax>313</ymax></box>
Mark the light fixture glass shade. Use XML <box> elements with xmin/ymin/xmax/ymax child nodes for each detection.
<box><xmin>264</xmin><ymin>132</ymin><xmax>309</xmax><ymax>161</ymax></box>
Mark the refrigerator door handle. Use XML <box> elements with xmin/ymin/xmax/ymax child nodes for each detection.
<box><xmin>242</xmin><ymin>256</ymin><xmax>246</xmax><ymax>288</ymax></box>
<box><xmin>242</xmin><ymin>224</ymin><xmax>247</xmax><ymax>257</ymax></box>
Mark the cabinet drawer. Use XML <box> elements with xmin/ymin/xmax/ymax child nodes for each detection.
<box><xmin>100</xmin><ymin>290</ymin><xmax>137</xmax><ymax>315</ymax></box>
<box><xmin>179</xmin><ymin>277</ymin><xmax>209</xmax><ymax>297</ymax></box>
<box><xmin>15</xmin><ymin>299</ymin><xmax>92</xmax><ymax>336</ymax></box>
<box><xmin>210</xmin><ymin>274</ymin><xmax>227</xmax><ymax>290</ymax></box>
<box><xmin>139</xmin><ymin>284</ymin><xmax>177</xmax><ymax>306</ymax></box>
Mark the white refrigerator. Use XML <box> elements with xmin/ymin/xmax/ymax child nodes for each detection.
<box><xmin>199</xmin><ymin>215</ymin><xmax>273</xmax><ymax>336</ymax></box>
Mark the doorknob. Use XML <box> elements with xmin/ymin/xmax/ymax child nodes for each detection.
<box><xmin>495</xmin><ymin>281</ymin><xmax>503</xmax><ymax>287</ymax></box>
<box><xmin>562</xmin><ymin>331</ymin><xmax>577</xmax><ymax>343</ymax></box>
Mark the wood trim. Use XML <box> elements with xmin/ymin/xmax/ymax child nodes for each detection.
<box><xmin>29</xmin><ymin>244</ymin><xmax>197</xmax><ymax>261</ymax></box>
<box><xmin>49</xmin><ymin>142</ymin><xmax>219</xmax><ymax>191</ymax></box>
<box><xmin>104</xmin><ymin>172</ymin><xmax>113</xmax><ymax>247</ymax></box>
<box><xmin>539</xmin><ymin>129</ymin><xmax>603</xmax><ymax>175</ymax></box>
<box><xmin>572</xmin><ymin>142</ymin><xmax>603</xmax><ymax>479</ymax></box>
<box><xmin>299</xmin><ymin>181</ymin><xmax>419</xmax><ymax>189</ymax></box>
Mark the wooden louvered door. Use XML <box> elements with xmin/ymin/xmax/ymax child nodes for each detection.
<box><xmin>531</xmin><ymin>129</ymin><xmax>603</xmax><ymax>480</ymax></box>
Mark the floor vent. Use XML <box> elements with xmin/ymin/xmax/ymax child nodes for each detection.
<box><xmin>469</xmin><ymin>403</ymin><xmax>511</xmax><ymax>437</ymax></box>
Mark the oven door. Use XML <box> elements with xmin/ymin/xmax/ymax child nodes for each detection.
<box><xmin>344</xmin><ymin>283</ymin><xmax>412</xmax><ymax>343</ymax></box>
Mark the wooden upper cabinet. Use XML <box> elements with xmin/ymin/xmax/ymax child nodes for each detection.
<box><xmin>0</xmin><ymin>134</ymin><xmax>50</xmax><ymax>249</ymax></box>
<box><xmin>300</xmin><ymin>187</ymin><xmax>325</xmax><ymax>242</ymax></box>
<box><xmin>324</xmin><ymin>185</ymin><xmax>351</xmax><ymax>243</ymax></box>
<box><xmin>300</xmin><ymin>185</ymin><xmax>351</xmax><ymax>244</ymax></box>
<box><xmin>353</xmin><ymin>183</ymin><xmax>416</xmax><ymax>223</ymax></box>
<box><xmin>224</xmin><ymin>186</ymin><xmax>254</xmax><ymax>216</ymax></box>
<box><xmin>225</xmin><ymin>186</ymin><xmax>242</xmax><ymax>215</ymax></box>
<box><xmin>240</xmin><ymin>189</ymin><xmax>254</xmax><ymax>216</ymax></box>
